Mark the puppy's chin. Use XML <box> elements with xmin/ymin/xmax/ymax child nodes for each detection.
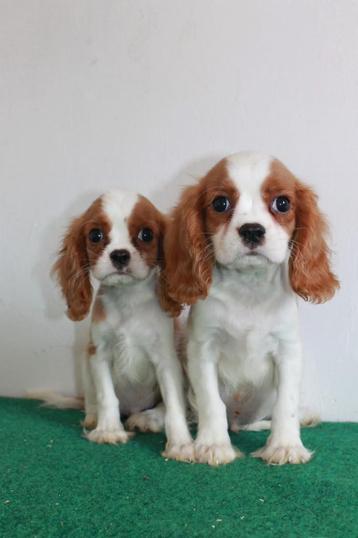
<box><xmin>233</xmin><ymin>253</ymin><xmax>271</xmax><ymax>270</ymax></box>
<box><xmin>100</xmin><ymin>266</ymin><xmax>155</xmax><ymax>287</ymax></box>
<box><xmin>102</xmin><ymin>273</ymin><xmax>135</xmax><ymax>286</ymax></box>
<box><xmin>216</xmin><ymin>252</ymin><xmax>273</xmax><ymax>271</ymax></box>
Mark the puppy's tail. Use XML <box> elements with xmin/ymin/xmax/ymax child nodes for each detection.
<box><xmin>26</xmin><ymin>390</ymin><xmax>84</xmax><ymax>410</ymax></box>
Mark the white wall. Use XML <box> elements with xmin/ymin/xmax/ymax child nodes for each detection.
<box><xmin>1</xmin><ymin>0</ymin><xmax>357</xmax><ymax>421</ymax></box>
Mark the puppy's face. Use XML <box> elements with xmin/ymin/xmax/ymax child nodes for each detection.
<box><xmin>204</xmin><ymin>154</ymin><xmax>296</xmax><ymax>269</ymax></box>
<box><xmin>88</xmin><ymin>191</ymin><xmax>165</xmax><ymax>285</ymax></box>
<box><xmin>54</xmin><ymin>191</ymin><xmax>166</xmax><ymax>320</ymax></box>
<box><xmin>160</xmin><ymin>152</ymin><xmax>339</xmax><ymax>315</ymax></box>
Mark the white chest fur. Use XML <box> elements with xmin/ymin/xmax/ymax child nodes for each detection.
<box><xmin>189</xmin><ymin>261</ymin><xmax>298</xmax><ymax>422</ymax></box>
<box><xmin>90</xmin><ymin>276</ymin><xmax>172</xmax><ymax>414</ymax></box>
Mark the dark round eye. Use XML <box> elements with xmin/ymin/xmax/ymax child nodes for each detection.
<box><xmin>212</xmin><ymin>196</ymin><xmax>230</xmax><ymax>213</ymax></box>
<box><xmin>138</xmin><ymin>227</ymin><xmax>153</xmax><ymax>242</ymax></box>
<box><xmin>271</xmin><ymin>196</ymin><xmax>290</xmax><ymax>214</ymax></box>
<box><xmin>88</xmin><ymin>228</ymin><xmax>104</xmax><ymax>243</ymax></box>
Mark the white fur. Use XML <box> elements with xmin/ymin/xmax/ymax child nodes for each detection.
<box><xmin>187</xmin><ymin>153</ymin><xmax>312</xmax><ymax>465</ymax></box>
<box><xmin>84</xmin><ymin>190</ymin><xmax>193</xmax><ymax>460</ymax></box>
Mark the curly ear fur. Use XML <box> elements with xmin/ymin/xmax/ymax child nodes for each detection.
<box><xmin>53</xmin><ymin>215</ymin><xmax>92</xmax><ymax>321</ymax></box>
<box><xmin>290</xmin><ymin>180</ymin><xmax>339</xmax><ymax>303</ymax></box>
<box><xmin>159</xmin><ymin>182</ymin><xmax>214</xmax><ymax>316</ymax></box>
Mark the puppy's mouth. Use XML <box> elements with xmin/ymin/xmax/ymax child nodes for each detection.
<box><xmin>101</xmin><ymin>266</ymin><xmax>153</xmax><ymax>284</ymax></box>
<box><xmin>242</xmin><ymin>249</ymin><xmax>266</xmax><ymax>258</ymax></box>
<box><xmin>114</xmin><ymin>268</ymin><xmax>131</xmax><ymax>275</ymax></box>
<box><xmin>105</xmin><ymin>268</ymin><xmax>132</xmax><ymax>277</ymax></box>
<box><xmin>231</xmin><ymin>251</ymin><xmax>271</xmax><ymax>269</ymax></box>
<box><xmin>101</xmin><ymin>270</ymin><xmax>134</xmax><ymax>284</ymax></box>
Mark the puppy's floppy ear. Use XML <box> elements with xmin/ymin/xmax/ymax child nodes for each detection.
<box><xmin>52</xmin><ymin>215</ymin><xmax>93</xmax><ymax>321</ymax></box>
<box><xmin>159</xmin><ymin>181</ymin><xmax>214</xmax><ymax>316</ymax></box>
<box><xmin>289</xmin><ymin>179</ymin><xmax>339</xmax><ymax>303</ymax></box>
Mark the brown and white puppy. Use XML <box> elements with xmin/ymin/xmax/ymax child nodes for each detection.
<box><xmin>54</xmin><ymin>190</ymin><xmax>193</xmax><ymax>462</ymax></box>
<box><xmin>160</xmin><ymin>152</ymin><xmax>339</xmax><ymax>465</ymax></box>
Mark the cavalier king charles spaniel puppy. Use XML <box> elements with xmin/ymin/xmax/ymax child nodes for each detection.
<box><xmin>54</xmin><ymin>190</ymin><xmax>193</xmax><ymax>462</ymax></box>
<box><xmin>160</xmin><ymin>152</ymin><xmax>339</xmax><ymax>466</ymax></box>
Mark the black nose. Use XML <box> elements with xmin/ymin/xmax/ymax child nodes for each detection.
<box><xmin>110</xmin><ymin>249</ymin><xmax>131</xmax><ymax>268</ymax></box>
<box><xmin>238</xmin><ymin>223</ymin><xmax>266</xmax><ymax>246</ymax></box>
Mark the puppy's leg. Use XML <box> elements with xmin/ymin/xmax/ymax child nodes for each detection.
<box><xmin>188</xmin><ymin>340</ymin><xmax>241</xmax><ymax>465</ymax></box>
<box><xmin>252</xmin><ymin>338</ymin><xmax>312</xmax><ymax>464</ymax></box>
<box><xmin>82</xmin><ymin>355</ymin><xmax>97</xmax><ymax>430</ymax></box>
<box><xmin>86</xmin><ymin>348</ymin><xmax>132</xmax><ymax>444</ymax></box>
<box><xmin>152</xmin><ymin>346</ymin><xmax>194</xmax><ymax>462</ymax></box>
<box><xmin>126</xmin><ymin>402</ymin><xmax>165</xmax><ymax>433</ymax></box>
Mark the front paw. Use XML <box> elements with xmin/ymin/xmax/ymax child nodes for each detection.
<box><xmin>252</xmin><ymin>442</ymin><xmax>313</xmax><ymax>465</ymax></box>
<box><xmin>85</xmin><ymin>428</ymin><xmax>134</xmax><ymax>445</ymax></box>
<box><xmin>194</xmin><ymin>441</ymin><xmax>242</xmax><ymax>466</ymax></box>
<box><xmin>162</xmin><ymin>441</ymin><xmax>195</xmax><ymax>463</ymax></box>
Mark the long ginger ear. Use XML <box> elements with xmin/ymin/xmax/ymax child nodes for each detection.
<box><xmin>159</xmin><ymin>182</ymin><xmax>213</xmax><ymax>316</ymax></box>
<box><xmin>52</xmin><ymin>215</ymin><xmax>93</xmax><ymax>321</ymax></box>
<box><xmin>289</xmin><ymin>180</ymin><xmax>339</xmax><ymax>303</ymax></box>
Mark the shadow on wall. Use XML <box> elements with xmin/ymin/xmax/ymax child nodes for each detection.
<box><xmin>32</xmin><ymin>154</ymin><xmax>221</xmax><ymax>396</ymax></box>
<box><xmin>149</xmin><ymin>153</ymin><xmax>223</xmax><ymax>212</ymax></box>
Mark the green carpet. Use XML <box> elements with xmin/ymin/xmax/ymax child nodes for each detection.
<box><xmin>0</xmin><ymin>398</ymin><xmax>357</xmax><ymax>538</ymax></box>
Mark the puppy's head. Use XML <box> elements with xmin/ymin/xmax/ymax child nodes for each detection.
<box><xmin>160</xmin><ymin>152</ymin><xmax>339</xmax><ymax>316</ymax></box>
<box><xmin>53</xmin><ymin>191</ymin><xmax>166</xmax><ymax>321</ymax></box>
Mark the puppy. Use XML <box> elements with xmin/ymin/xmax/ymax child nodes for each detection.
<box><xmin>54</xmin><ymin>190</ymin><xmax>193</xmax><ymax>461</ymax></box>
<box><xmin>160</xmin><ymin>152</ymin><xmax>339</xmax><ymax>465</ymax></box>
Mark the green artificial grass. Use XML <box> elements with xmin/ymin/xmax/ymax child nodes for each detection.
<box><xmin>0</xmin><ymin>398</ymin><xmax>357</xmax><ymax>538</ymax></box>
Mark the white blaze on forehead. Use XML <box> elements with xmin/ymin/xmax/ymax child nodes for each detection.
<box><xmin>102</xmin><ymin>190</ymin><xmax>139</xmax><ymax>246</ymax></box>
<box><xmin>226</xmin><ymin>152</ymin><xmax>273</xmax><ymax>218</ymax></box>
<box><xmin>102</xmin><ymin>189</ymin><xmax>139</xmax><ymax>220</ymax></box>
<box><xmin>226</xmin><ymin>152</ymin><xmax>273</xmax><ymax>194</ymax></box>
